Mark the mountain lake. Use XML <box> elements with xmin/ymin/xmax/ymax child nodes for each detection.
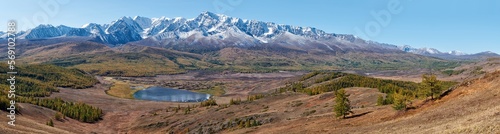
<box><xmin>133</xmin><ymin>86</ymin><xmax>211</xmax><ymax>102</ymax></box>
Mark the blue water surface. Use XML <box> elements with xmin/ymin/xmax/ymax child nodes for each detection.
<box><xmin>134</xmin><ymin>86</ymin><xmax>210</xmax><ymax>102</ymax></box>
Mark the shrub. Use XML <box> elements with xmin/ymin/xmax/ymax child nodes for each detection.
<box><xmin>200</xmin><ymin>98</ymin><xmax>217</xmax><ymax>107</ymax></box>
<box><xmin>46</xmin><ymin>119</ymin><xmax>54</xmax><ymax>127</ymax></box>
<box><xmin>229</xmin><ymin>98</ymin><xmax>242</xmax><ymax>105</ymax></box>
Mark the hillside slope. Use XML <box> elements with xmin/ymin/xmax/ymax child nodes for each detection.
<box><xmin>0</xmin><ymin>70</ymin><xmax>498</xmax><ymax>133</ymax></box>
<box><xmin>245</xmin><ymin>71</ymin><xmax>500</xmax><ymax>134</ymax></box>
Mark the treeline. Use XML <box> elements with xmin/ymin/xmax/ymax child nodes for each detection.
<box><xmin>17</xmin><ymin>97</ymin><xmax>102</xmax><ymax>123</ymax></box>
<box><xmin>0</xmin><ymin>76</ymin><xmax>57</xmax><ymax>97</ymax></box>
<box><xmin>285</xmin><ymin>73</ymin><xmax>420</xmax><ymax>96</ymax></box>
<box><xmin>14</xmin><ymin>64</ymin><xmax>98</xmax><ymax>89</ymax></box>
<box><xmin>280</xmin><ymin>72</ymin><xmax>456</xmax><ymax>106</ymax></box>
<box><xmin>0</xmin><ymin>85</ymin><xmax>19</xmax><ymax>112</ymax></box>
<box><xmin>313</xmin><ymin>72</ymin><xmax>347</xmax><ymax>83</ymax></box>
<box><xmin>300</xmin><ymin>71</ymin><xmax>320</xmax><ymax>81</ymax></box>
<box><xmin>0</xmin><ymin>63</ymin><xmax>101</xmax><ymax>123</ymax></box>
<box><xmin>0</xmin><ymin>64</ymin><xmax>98</xmax><ymax>97</ymax></box>
<box><xmin>228</xmin><ymin>94</ymin><xmax>265</xmax><ymax>106</ymax></box>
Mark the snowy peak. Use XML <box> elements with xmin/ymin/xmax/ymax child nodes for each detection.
<box><xmin>107</xmin><ymin>16</ymin><xmax>143</xmax><ymax>33</ymax></box>
<box><xmin>20</xmin><ymin>24</ymin><xmax>91</xmax><ymax>39</ymax></box>
<box><xmin>133</xmin><ymin>16</ymin><xmax>153</xmax><ymax>29</ymax></box>
<box><xmin>423</xmin><ymin>48</ymin><xmax>441</xmax><ymax>54</ymax></box>
<box><xmin>481</xmin><ymin>51</ymin><xmax>495</xmax><ymax>54</ymax></box>
<box><xmin>475</xmin><ymin>51</ymin><xmax>499</xmax><ymax>56</ymax></box>
<box><xmin>23</xmin><ymin>24</ymin><xmax>60</xmax><ymax>39</ymax></box>
<box><xmin>447</xmin><ymin>50</ymin><xmax>467</xmax><ymax>56</ymax></box>
<box><xmin>198</xmin><ymin>11</ymin><xmax>224</xmax><ymax>20</ymax></box>
<box><xmin>401</xmin><ymin>46</ymin><xmax>442</xmax><ymax>55</ymax></box>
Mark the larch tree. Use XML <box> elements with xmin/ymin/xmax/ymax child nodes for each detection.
<box><xmin>392</xmin><ymin>91</ymin><xmax>409</xmax><ymax>110</ymax></box>
<box><xmin>420</xmin><ymin>74</ymin><xmax>442</xmax><ymax>100</ymax></box>
<box><xmin>334</xmin><ymin>89</ymin><xmax>353</xmax><ymax>119</ymax></box>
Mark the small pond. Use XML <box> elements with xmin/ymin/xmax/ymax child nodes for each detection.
<box><xmin>133</xmin><ymin>86</ymin><xmax>210</xmax><ymax>102</ymax></box>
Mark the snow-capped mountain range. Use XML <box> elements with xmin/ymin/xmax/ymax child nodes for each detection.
<box><xmin>0</xmin><ymin>11</ymin><xmax>496</xmax><ymax>57</ymax></box>
<box><xmin>12</xmin><ymin>12</ymin><xmax>350</xmax><ymax>44</ymax></box>
<box><xmin>399</xmin><ymin>46</ymin><xmax>469</xmax><ymax>56</ymax></box>
<box><xmin>398</xmin><ymin>45</ymin><xmax>499</xmax><ymax>60</ymax></box>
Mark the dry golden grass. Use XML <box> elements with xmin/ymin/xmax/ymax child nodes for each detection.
<box><xmin>3</xmin><ymin>70</ymin><xmax>499</xmax><ymax>134</ymax></box>
<box><xmin>106</xmin><ymin>81</ymin><xmax>137</xmax><ymax>99</ymax></box>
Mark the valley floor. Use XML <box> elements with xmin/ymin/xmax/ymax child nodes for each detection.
<box><xmin>0</xmin><ymin>70</ymin><xmax>499</xmax><ymax>134</ymax></box>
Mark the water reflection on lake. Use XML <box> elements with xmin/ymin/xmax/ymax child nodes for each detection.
<box><xmin>133</xmin><ymin>86</ymin><xmax>210</xmax><ymax>102</ymax></box>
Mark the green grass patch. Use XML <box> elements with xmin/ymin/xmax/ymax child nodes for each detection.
<box><xmin>471</xmin><ymin>66</ymin><xmax>486</xmax><ymax>75</ymax></box>
<box><xmin>197</xmin><ymin>85</ymin><xmax>226</xmax><ymax>96</ymax></box>
<box><xmin>442</xmin><ymin>69</ymin><xmax>466</xmax><ymax>76</ymax></box>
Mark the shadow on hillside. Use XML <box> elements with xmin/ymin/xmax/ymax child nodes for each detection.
<box><xmin>346</xmin><ymin>111</ymin><xmax>373</xmax><ymax>119</ymax></box>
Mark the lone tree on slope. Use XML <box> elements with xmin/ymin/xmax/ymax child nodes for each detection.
<box><xmin>334</xmin><ymin>89</ymin><xmax>353</xmax><ymax>119</ymax></box>
<box><xmin>420</xmin><ymin>74</ymin><xmax>442</xmax><ymax>100</ymax></box>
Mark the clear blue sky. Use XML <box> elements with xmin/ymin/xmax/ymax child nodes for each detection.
<box><xmin>1</xmin><ymin>0</ymin><xmax>499</xmax><ymax>54</ymax></box>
